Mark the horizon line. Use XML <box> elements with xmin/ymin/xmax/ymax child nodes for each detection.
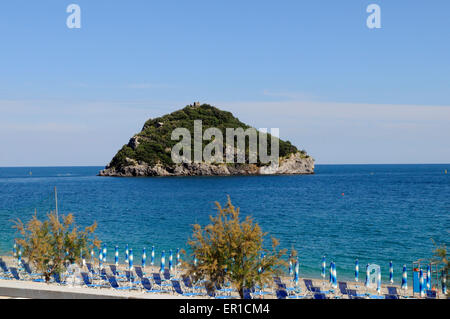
<box><xmin>0</xmin><ymin>162</ymin><xmax>449</xmax><ymax>168</ymax></box>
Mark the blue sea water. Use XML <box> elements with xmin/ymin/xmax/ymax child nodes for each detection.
<box><xmin>0</xmin><ymin>165</ymin><xmax>448</xmax><ymax>284</ymax></box>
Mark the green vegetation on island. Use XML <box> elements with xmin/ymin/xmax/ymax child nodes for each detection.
<box><xmin>107</xmin><ymin>103</ymin><xmax>309</xmax><ymax>170</ymax></box>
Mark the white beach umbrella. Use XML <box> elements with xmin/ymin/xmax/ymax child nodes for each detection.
<box><xmin>389</xmin><ymin>261</ymin><xmax>393</xmax><ymax>284</ymax></box>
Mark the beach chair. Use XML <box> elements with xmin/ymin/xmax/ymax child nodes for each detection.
<box><xmin>163</xmin><ymin>268</ymin><xmax>172</xmax><ymax>281</ymax></box>
<box><xmin>9</xmin><ymin>267</ymin><xmax>23</xmax><ymax>281</ymax></box>
<box><xmin>304</xmin><ymin>279</ymin><xmax>330</xmax><ymax>295</ymax></box>
<box><xmin>182</xmin><ymin>275</ymin><xmax>204</xmax><ymax>293</ymax></box>
<box><xmin>303</xmin><ymin>279</ymin><xmax>315</xmax><ymax>292</ymax></box>
<box><xmin>0</xmin><ymin>261</ymin><xmax>12</xmax><ymax>279</ymax></box>
<box><xmin>243</xmin><ymin>288</ymin><xmax>253</xmax><ymax>299</ymax></box>
<box><xmin>425</xmin><ymin>290</ymin><xmax>437</xmax><ymax>299</ymax></box>
<box><xmin>386</xmin><ymin>286</ymin><xmax>400</xmax><ymax>297</ymax></box>
<box><xmin>81</xmin><ymin>272</ymin><xmax>108</xmax><ymax>288</ymax></box>
<box><xmin>86</xmin><ymin>263</ymin><xmax>98</xmax><ymax>277</ymax></box>
<box><xmin>22</xmin><ymin>262</ymin><xmax>44</xmax><ymax>282</ymax></box>
<box><xmin>313</xmin><ymin>293</ymin><xmax>327</xmax><ymax>299</ymax></box>
<box><xmin>172</xmin><ymin>280</ymin><xmax>204</xmax><ymax>297</ymax></box>
<box><xmin>384</xmin><ymin>294</ymin><xmax>399</xmax><ymax>299</ymax></box>
<box><xmin>141</xmin><ymin>277</ymin><xmax>168</xmax><ymax>293</ymax></box>
<box><xmin>109</xmin><ymin>265</ymin><xmax>121</xmax><ymax>277</ymax></box>
<box><xmin>125</xmin><ymin>270</ymin><xmax>135</xmax><ymax>282</ymax></box>
<box><xmin>338</xmin><ymin>281</ymin><xmax>349</xmax><ymax>295</ymax></box>
<box><xmin>99</xmin><ymin>268</ymin><xmax>109</xmax><ymax>282</ymax></box>
<box><xmin>52</xmin><ymin>272</ymin><xmax>66</xmax><ymax>285</ymax></box>
<box><xmin>215</xmin><ymin>283</ymin><xmax>234</xmax><ymax>296</ymax></box>
<box><xmin>106</xmin><ymin>275</ymin><xmax>137</xmax><ymax>290</ymax></box>
<box><xmin>276</xmin><ymin>289</ymin><xmax>288</xmax><ymax>299</ymax></box>
<box><xmin>135</xmin><ymin>266</ymin><xmax>145</xmax><ymax>279</ymax></box>
<box><xmin>153</xmin><ymin>273</ymin><xmax>172</xmax><ymax>289</ymax></box>
<box><xmin>347</xmin><ymin>289</ymin><xmax>365</xmax><ymax>299</ymax></box>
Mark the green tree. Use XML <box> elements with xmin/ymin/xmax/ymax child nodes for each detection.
<box><xmin>432</xmin><ymin>240</ymin><xmax>448</xmax><ymax>297</ymax></box>
<box><xmin>186</xmin><ymin>196</ymin><xmax>287</xmax><ymax>299</ymax></box>
<box><xmin>13</xmin><ymin>210</ymin><xmax>100</xmax><ymax>282</ymax></box>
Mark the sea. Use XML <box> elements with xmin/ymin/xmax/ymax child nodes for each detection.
<box><xmin>0</xmin><ymin>164</ymin><xmax>448</xmax><ymax>283</ymax></box>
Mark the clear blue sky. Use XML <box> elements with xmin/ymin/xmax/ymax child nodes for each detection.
<box><xmin>0</xmin><ymin>1</ymin><xmax>449</xmax><ymax>166</ymax></box>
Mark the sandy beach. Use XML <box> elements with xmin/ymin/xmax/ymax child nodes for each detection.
<box><xmin>1</xmin><ymin>255</ymin><xmax>442</xmax><ymax>299</ymax></box>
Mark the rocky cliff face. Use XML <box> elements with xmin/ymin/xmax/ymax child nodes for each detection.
<box><xmin>98</xmin><ymin>152</ymin><xmax>314</xmax><ymax>177</ymax></box>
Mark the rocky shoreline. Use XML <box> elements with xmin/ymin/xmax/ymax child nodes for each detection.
<box><xmin>98</xmin><ymin>152</ymin><xmax>314</xmax><ymax>177</ymax></box>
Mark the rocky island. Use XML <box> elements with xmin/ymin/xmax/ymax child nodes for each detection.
<box><xmin>99</xmin><ymin>103</ymin><xmax>314</xmax><ymax>177</ymax></box>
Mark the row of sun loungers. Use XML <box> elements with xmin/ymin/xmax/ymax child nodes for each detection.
<box><xmin>0</xmin><ymin>257</ymin><xmax>438</xmax><ymax>299</ymax></box>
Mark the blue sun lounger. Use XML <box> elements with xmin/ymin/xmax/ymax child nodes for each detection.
<box><xmin>86</xmin><ymin>263</ymin><xmax>98</xmax><ymax>276</ymax></box>
<box><xmin>387</xmin><ymin>286</ymin><xmax>399</xmax><ymax>296</ymax></box>
<box><xmin>276</xmin><ymin>289</ymin><xmax>288</xmax><ymax>299</ymax></box>
<box><xmin>109</xmin><ymin>265</ymin><xmax>122</xmax><ymax>277</ymax></box>
<box><xmin>81</xmin><ymin>272</ymin><xmax>108</xmax><ymax>288</ymax></box>
<box><xmin>23</xmin><ymin>262</ymin><xmax>44</xmax><ymax>282</ymax></box>
<box><xmin>0</xmin><ymin>261</ymin><xmax>12</xmax><ymax>279</ymax></box>
<box><xmin>172</xmin><ymin>280</ymin><xmax>204</xmax><ymax>297</ymax></box>
<box><xmin>163</xmin><ymin>269</ymin><xmax>173</xmax><ymax>281</ymax></box>
<box><xmin>135</xmin><ymin>266</ymin><xmax>145</xmax><ymax>279</ymax></box>
<box><xmin>426</xmin><ymin>290</ymin><xmax>437</xmax><ymax>299</ymax></box>
<box><xmin>9</xmin><ymin>267</ymin><xmax>23</xmax><ymax>281</ymax></box>
<box><xmin>107</xmin><ymin>275</ymin><xmax>136</xmax><ymax>290</ymax></box>
<box><xmin>338</xmin><ymin>282</ymin><xmax>349</xmax><ymax>295</ymax></box>
<box><xmin>52</xmin><ymin>272</ymin><xmax>66</xmax><ymax>285</ymax></box>
<box><xmin>182</xmin><ymin>276</ymin><xmax>204</xmax><ymax>291</ymax></box>
<box><xmin>141</xmin><ymin>277</ymin><xmax>168</xmax><ymax>293</ymax></box>
<box><xmin>313</xmin><ymin>293</ymin><xmax>327</xmax><ymax>299</ymax></box>
<box><xmin>153</xmin><ymin>273</ymin><xmax>172</xmax><ymax>289</ymax></box>
<box><xmin>243</xmin><ymin>288</ymin><xmax>253</xmax><ymax>299</ymax></box>
<box><xmin>347</xmin><ymin>289</ymin><xmax>366</xmax><ymax>299</ymax></box>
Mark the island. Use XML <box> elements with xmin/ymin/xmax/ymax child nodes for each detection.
<box><xmin>99</xmin><ymin>103</ymin><xmax>314</xmax><ymax>177</ymax></box>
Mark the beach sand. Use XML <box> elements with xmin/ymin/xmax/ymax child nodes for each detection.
<box><xmin>0</xmin><ymin>255</ymin><xmax>443</xmax><ymax>299</ymax></box>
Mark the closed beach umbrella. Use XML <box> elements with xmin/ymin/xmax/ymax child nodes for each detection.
<box><xmin>426</xmin><ymin>265</ymin><xmax>431</xmax><ymax>290</ymax></box>
<box><xmin>419</xmin><ymin>269</ymin><xmax>425</xmax><ymax>297</ymax></box>
<box><xmin>442</xmin><ymin>270</ymin><xmax>447</xmax><ymax>295</ymax></box>
<box><xmin>99</xmin><ymin>250</ymin><xmax>103</xmax><ymax>270</ymax></box>
<box><xmin>115</xmin><ymin>246</ymin><xmax>119</xmax><ymax>266</ymax></box>
<box><xmin>330</xmin><ymin>261</ymin><xmax>337</xmax><ymax>288</ymax></box>
<box><xmin>194</xmin><ymin>255</ymin><xmax>198</xmax><ymax>267</ymax></box>
<box><xmin>321</xmin><ymin>256</ymin><xmax>326</xmax><ymax>279</ymax></box>
<box><xmin>169</xmin><ymin>249</ymin><xmax>173</xmax><ymax>271</ymax></box>
<box><xmin>355</xmin><ymin>259</ymin><xmax>359</xmax><ymax>282</ymax></box>
<box><xmin>401</xmin><ymin>265</ymin><xmax>407</xmax><ymax>290</ymax></box>
<box><xmin>142</xmin><ymin>247</ymin><xmax>147</xmax><ymax>268</ymax></box>
<box><xmin>125</xmin><ymin>244</ymin><xmax>129</xmax><ymax>264</ymax></box>
<box><xmin>329</xmin><ymin>262</ymin><xmax>333</xmax><ymax>284</ymax></box>
<box><xmin>377</xmin><ymin>269</ymin><xmax>381</xmax><ymax>294</ymax></box>
<box><xmin>151</xmin><ymin>246</ymin><xmax>155</xmax><ymax>266</ymax></box>
<box><xmin>102</xmin><ymin>244</ymin><xmax>107</xmax><ymax>263</ymax></box>
<box><xmin>17</xmin><ymin>246</ymin><xmax>22</xmax><ymax>265</ymax></box>
<box><xmin>258</xmin><ymin>252</ymin><xmax>265</xmax><ymax>274</ymax></box>
<box><xmin>129</xmin><ymin>248</ymin><xmax>134</xmax><ymax>271</ymax></box>
<box><xmin>294</xmin><ymin>258</ymin><xmax>299</xmax><ymax>285</ymax></box>
<box><xmin>176</xmin><ymin>248</ymin><xmax>180</xmax><ymax>266</ymax></box>
<box><xmin>160</xmin><ymin>250</ymin><xmax>166</xmax><ymax>273</ymax></box>
<box><xmin>90</xmin><ymin>248</ymin><xmax>94</xmax><ymax>262</ymax></box>
<box><xmin>13</xmin><ymin>241</ymin><xmax>17</xmax><ymax>258</ymax></box>
<box><xmin>288</xmin><ymin>254</ymin><xmax>293</xmax><ymax>276</ymax></box>
<box><xmin>389</xmin><ymin>261</ymin><xmax>393</xmax><ymax>284</ymax></box>
<box><xmin>365</xmin><ymin>264</ymin><xmax>370</xmax><ymax>288</ymax></box>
